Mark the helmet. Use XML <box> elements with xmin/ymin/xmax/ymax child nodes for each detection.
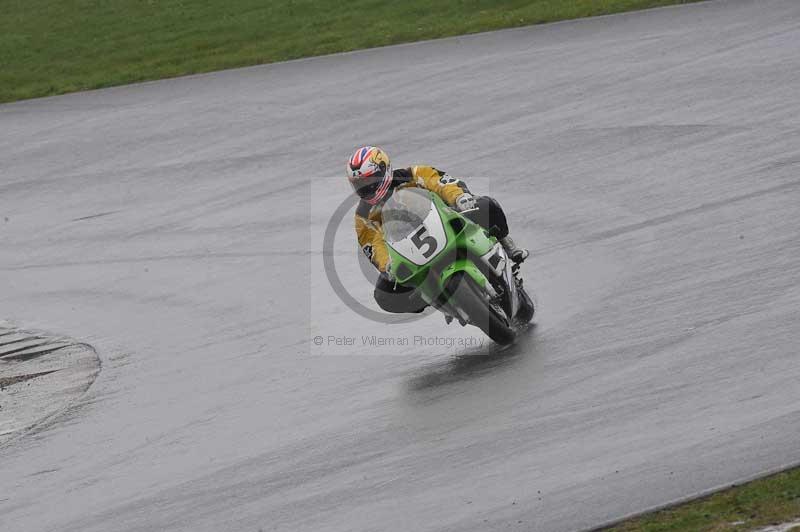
<box><xmin>346</xmin><ymin>146</ymin><xmax>393</xmax><ymax>205</ymax></box>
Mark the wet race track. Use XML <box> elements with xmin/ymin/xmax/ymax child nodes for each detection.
<box><xmin>2</xmin><ymin>0</ymin><xmax>800</xmax><ymax>530</ymax></box>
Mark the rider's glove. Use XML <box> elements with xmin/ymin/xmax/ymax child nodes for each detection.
<box><xmin>454</xmin><ymin>193</ymin><xmax>476</xmax><ymax>212</ymax></box>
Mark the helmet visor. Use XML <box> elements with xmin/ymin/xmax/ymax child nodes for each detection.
<box><xmin>350</xmin><ymin>165</ymin><xmax>392</xmax><ymax>204</ymax></box>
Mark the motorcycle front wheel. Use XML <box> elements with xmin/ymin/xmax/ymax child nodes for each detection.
<box><xmin>446</xmin><ymin>272</ymin><xmax>515</xmax><ymax>345</ymax></box>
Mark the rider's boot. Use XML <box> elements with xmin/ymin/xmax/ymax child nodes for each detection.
<box><xmin>500</xmin><ymin>236</ymin><xmax>529</xmax><ymax>263</ymax></box>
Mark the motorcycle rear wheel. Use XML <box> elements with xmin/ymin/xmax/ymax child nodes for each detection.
<box><xmin>515</xmin><ymin>284</ymin><xmax>535</xmax><ymax>325</ymax></box>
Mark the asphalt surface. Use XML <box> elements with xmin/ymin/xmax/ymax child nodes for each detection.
<box><xmin>0</xmin><ymin>324</ymin><xmax>100</xmax><ymax>446</ymax></box>
<box><xmin>2</xmin><ymin>0</ymin><xmax>800</xmax><ymax>530</ymax></box>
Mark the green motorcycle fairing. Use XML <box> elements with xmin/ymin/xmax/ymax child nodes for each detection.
<box><xmin>382</xmin><ymin>189</ymin><xmax>498</xmax><ymax>307</ymax></box>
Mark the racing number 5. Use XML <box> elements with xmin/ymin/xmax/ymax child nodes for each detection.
<box><xmin>411</xmin><ymin>226</ymin><xmax>437</xmax><ymax>258</ymax></box>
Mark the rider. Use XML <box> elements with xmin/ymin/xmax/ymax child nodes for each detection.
<box><xmin>347</xmin><ymin>146</ymin><xmax>529</xmax><ymax>314</ymax></box>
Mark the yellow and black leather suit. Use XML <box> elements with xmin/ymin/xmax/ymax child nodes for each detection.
<box><xmin>355</xmin><ymin>166</ymin><xmax>469</xmax><ymax>273</ymax></box>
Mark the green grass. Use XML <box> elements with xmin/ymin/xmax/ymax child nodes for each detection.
<box><xmin>604</xmin><ymin>467</ymin><xmax>800</xmax><ymax>532</ymax></box>
<box><xmin>0</xmin><ymin>0</ymin><xmax>703</xmax><ymax>103</ymax></box>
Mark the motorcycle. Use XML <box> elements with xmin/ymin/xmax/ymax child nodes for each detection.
<box><xmin>382</xmin><ymin>188</ymin><xmax>535</xmax><ymax>345</ymax></box>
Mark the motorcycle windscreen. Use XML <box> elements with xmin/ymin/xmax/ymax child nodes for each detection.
<box><xmin>382</xmin><ymin>188</ymin><xmax>447</xmax><ymax>266</ymax></box>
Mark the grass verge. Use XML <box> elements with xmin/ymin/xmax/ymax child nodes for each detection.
<box><xmin>0</xmin><ymin>0</ymin><xmax>704</xmax><ymax>103</ymax></box>
<box><xmin>603</xmin><ymin>466</ymin><xmax>800</xmax><ymax>532</ymax></box>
